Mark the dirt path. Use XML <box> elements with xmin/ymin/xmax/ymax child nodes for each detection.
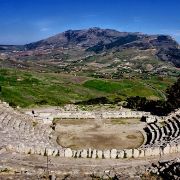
<box><xmin>0</xmin><ymin>151</ymin><xmax>179</xmax><ymax>179</ymax></box>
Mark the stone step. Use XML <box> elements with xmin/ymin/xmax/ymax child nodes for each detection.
<box><xmin>155</xmin><ymin>123</ymin><xmax>163</xmax><ymax>141</ymax></box>
<box><xmin>149</xmin><ymin>124</ymin><xmax>159</xmax><ymax>144</ymax></box>
<box><xmin>144</xmin><ymin>126</ymin><xmax>155</xmax><ymax>145</ymax></box>
<box><xmin>173</xmin><ymin>120</ymin><xmax>180</xmax><ymax>137</ymax></box>
<box><xmin>2</xmin><ymin>115</ymin><xmax>12</xmax><ymax>127</ymax></box>
<box><xmin>164</xmin><ymin>122</ymin><xmax>171</xmax><ymax>136</ymax></box>
<box><xmin>168</xmin><ymin>119</ymin><xmax>178</xmax><ymax>138</ymax></box>
<box><xmin>13</xmin><ymin>120</ymin><xmax>22</xmax><ymax>130</ymax></box>
<box><xmin>176</xmin><ymin>114</ymin><xmax>180</xmax><ymax>119</ymax></box>
<box><xmin>148</xmin><ymin>124</ymin><xmax>158</xmax><ymax>144</ymax></box>
<box><xmin>172</xmin><ymin>116</ymin><xmax>180</xmax><ymax>123</ymax></box>
<box><xmin>0</xmin><ymin>113</ymin><xmax>8</xmax><ymax>123</ymax></box>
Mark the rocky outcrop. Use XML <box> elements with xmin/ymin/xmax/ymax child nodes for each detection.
<box><xmin>149</xmin><ymin>158</ymin><xmax>180</xmax><ymax>180</ymax></box>
<box><xmin>157</xmin><ymin>48</ymin><xmax>180</xmax><ymax>68</ymax></box>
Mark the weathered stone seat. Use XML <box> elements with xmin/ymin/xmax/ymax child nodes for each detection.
<box><xmin>176</xmin><ymin>114</ymin><xmax>180</xmax><ymax>119</ymax></box>
<box><xmin>150</xmin><ymin>124</ymin><xmax>161</xmax><ymax>143</ymax></box>
<box><xmin>168</xmin><ymin>119</ymin><xmax>178</xmax><ymax>137</ymax></box>
<box><xmin>144</xmin><ymin>126</ymin><xmax>153</xmax><ymax>145</ymax></box>
<box><xmin>163</xmin><ymin>123</ymin><xmax>171</xmax><ymax>138</ymax></box>
<box><xmin>0</xmin><ymin>102</ymin><xmax>63</xmax><ymax>157</ymax></box>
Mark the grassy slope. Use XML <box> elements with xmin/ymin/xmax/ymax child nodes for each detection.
<box><xmin>0</xmin><ymin>68</ymin><xmax>176</xmax><ymax>108</ymax></box>
<box><xmin>83</xmin><ymin>78</ymin><xmax>175</xmax><ymax>100</ymax></box>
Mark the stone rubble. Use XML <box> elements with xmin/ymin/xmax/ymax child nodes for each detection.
<box><xmin>148</xmin><ymin>158</ymin><xmax>180</xmax><ymax>180</ymax></box>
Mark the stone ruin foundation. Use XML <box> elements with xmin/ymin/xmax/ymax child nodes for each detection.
<box><xmin>0</xmin><ymin>101</ymin><xmax>180</xmax><ymax>160</ymax></box>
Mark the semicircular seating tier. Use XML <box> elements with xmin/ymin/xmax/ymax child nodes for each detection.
<box><xmin>0</xmin><ymin>101</ymin><xmax>180</xmax><ymax>159</ymax></box>
<box><xmin>0</xmin><ymin>102</ymin><xmax>63</xmax><ymax>156</ymax></box>
<box><xmin>143</xmin><ymin>111</ymin><xmax>180</xmax><ymax>148</ymax></box>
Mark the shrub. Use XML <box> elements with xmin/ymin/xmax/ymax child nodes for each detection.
<box><xmin>125</xmin><ymin>77</ymin><xmax>180</xmax><ymax>116</ymax></box>
<box><xmin>9</xmin><ymin>101</ymin><xmax>17</xmax><ymax>108</ymax></box>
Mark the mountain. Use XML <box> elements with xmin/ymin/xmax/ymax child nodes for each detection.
<box><xmin>25</xmin><ymin>27</ymin><xmax>179</xmax><ymax>51</ymax></box>
<box><xmin>23</xmin><ymin>27</ymin><xmax>180</xmax><ymax>67</ymax></box>
<box><xmin>0</xmin><ymin>27</ymin><xmax>180</xmax><ymax>78</ymax></box>
<box><xmin>25</xmin><ymin>27</ymin><xmax>130</xmax><ymax>49</ymax></box>
<box><xmin>0</xmin><ymin>45</ymin><xmax>24</xmax><ymax>51</ymax></box>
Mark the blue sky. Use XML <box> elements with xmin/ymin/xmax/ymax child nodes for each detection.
<box><xmin>0</xmin><ymin>0</ymin><xmax>180</xmax><ymax>44</ymax></box>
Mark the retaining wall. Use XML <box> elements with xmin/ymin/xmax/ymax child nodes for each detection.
<box><xmin>6</xmin><ymin>143</ymin><xmax>180</xmax><ymax>159</ymax></box>
<box><xmin>37</xmin><ymin>110</ymin><xmax>151</xmax><ymax>120</ymax></box>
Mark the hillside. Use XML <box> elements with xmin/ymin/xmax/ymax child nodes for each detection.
<box><xmin>0</xmin><ymin>68</ymin><xmax>176</xmax><ymax>107</ymax></box>
<box><xmin>0</xmin><ymin>28</ymin><xmax>180</xmax><ymax>79</ymax></box>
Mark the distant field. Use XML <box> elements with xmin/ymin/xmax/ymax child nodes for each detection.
<box><xmin>0</xmin><ymin>68</ymin><xmax>176</xmax><ymax>107</ymax></box>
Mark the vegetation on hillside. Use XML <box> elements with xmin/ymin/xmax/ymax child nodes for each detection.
<box><xmin>0</xmin><ymin>68</ymin><xmax>176</xmax><ymax>108</ymax></box>
<box><xmin>125</xmin><ymin>77</ymin><xmax>180</xmax><ymax>115</ymax></box>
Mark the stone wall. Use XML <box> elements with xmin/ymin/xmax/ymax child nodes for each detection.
<box><xmin>7</xmin><ymin>143</ymin><xmax>179</xmax><ymax>159</ymax></box>
<box><xmin>26</xmin><ymin>108</ymin><xmax>151</xmax><ymax>122</ymax></box>
<box><xmin>62</xmin><ymin>143</ymin><xmax>180</xmax><ymax>159</ymax></box>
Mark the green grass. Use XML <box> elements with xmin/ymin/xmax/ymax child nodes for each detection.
<box><xmin>83</xmin><ymin>78</ymin><xmax>174</xmax><ymax>100</ymax></box>
<box><xmin>144</xmin><ymin>76</ymin><xmax>176</xmax><ymax>91</ymax></box>
<box><xmin>0</xmin><ymin>68</ymin><xmax>105</xmax><ymax>107</ymax></box>
<box><xmin>0</xmin><ymin>68</ymin><xmax>176</xmax><ymax>108</ymax></box>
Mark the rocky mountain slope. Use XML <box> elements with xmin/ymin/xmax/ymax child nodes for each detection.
<box><xmin>0</xmin><ymin>28</ymin><xmax>180</xmax><ymax>77</ymax></box>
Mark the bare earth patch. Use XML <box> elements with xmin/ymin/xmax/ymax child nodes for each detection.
<box><xmin>55</xmin><ymin>118</ymin><xmax>144</xmax><ymax>150</ymax></box>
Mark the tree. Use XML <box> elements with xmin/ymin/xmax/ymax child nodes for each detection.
<box><xmin>125</xmin><ymin>77</ymin><xmax>180</xmax><ymax>116</ymax></box>
<box><xmin>166</xmin><ymin>77</ymin><xmax>180</xmax><ymax>110</ymax></box>
<box><xmin>126</xmin><ymin>96</ymin><xmax>147</xmax><ymax>110</ymax></box>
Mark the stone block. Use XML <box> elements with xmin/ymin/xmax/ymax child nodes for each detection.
<box><xmin>40</xmin><ymin>148</ymin><xmax>46</xmax><ymax>156</ymax></box>
<box><xmin>72</xmin><ymin>150</ymin><xmax>77</xmax><ymax>158</ymax></box>
<box><xmin>117</xmin><ymin>150</ymin><xmax>124</xmax><ymax>158</ymax></box>
<box><xmin>0</xmin><ymin>148</ymin><xmax>6</xmax><ymax>154</ymax></box>
<box><xmin>81</xmin><ymin>149</ymin><xmax>88</xmax><ymax>158</ymax></box>
<box><xmin>24</xmin><ymin>146</ymin><xmax>31</xmax><ymax>154</ymax></box>
<box><xmin>151</xmin><ymin>147</ymin><xmax>160</xmax><ymax>156</ymax></box>
<box><xmin>76</xmin><ymin>150</ymin><xmax>81</xmax><ymax>158</ymax></box>
<box><xmin>144</xmin><ymin>148</ymin><xmax>152</xmax><ymax>156</ymax></box>
<box><xmin>59</xmin><ymin>149</ymin><xmax>65</xmax><ymax>157</ymax></box>
<box><xmin>88</xmin><ymin>148</ymin><xmax>92</xmax><ymax>158</ymax></box>
<box><xmin>35</xmin><ymin>147</ymin><xmax>41</xmax><ymax>155</ymax></box>
<box><xmin>176</xmin><ymin>144</ymin><xmax>180</xmax><ymax>152</ymax></box>
<box><xmin>138</xmin><ymin>149</ymin><xmax>145</xmax><ymax>158</ymax></box>
<box><xmin>170</xmin><ymin>145</ymin><xmax>177</xmax><ymax>154</ymax></box>
<box><xmin>103</xmin><ymin>150</ymin><xmax>110</xmax><ymax>159</ymax></box>
<box><xmin>133</xmin><ymin>149</ymin><xmax>139</xmax><ymax>158</ymax></box>
<box><xmin>163</xmin><ymin>144</ymin><xmax>170</xmax><ymax>155</ymax></box>
<box><xmin>92</xmin><ymin>149</ymin><xmax>97</xmax><ymax>159</ymax></box>
<box><xmin>46</xmin><ymin>148</ymin><xmax>54</xmax><ymax>156</ymax></box>
<box><xmin>52</xmin><ymin>149</ymin><xmax>59</xmax><ymax>156</ymax></box>
<box><xmin>124</xmin><ymin>149</ymin><xmax>133</xmax><ymax>158</ymax></box>
<box><xmin>111</xmin><ymin>149</ymin><xmax>117</xmax><ymax>159</ymax></box>
<box><xmin>6</xmin><ymin>144</ymin><xmax>13</xmax><ymax>151</ymax></box>
<box><xmin>30</xmin><ymin>147</ymin><xmax>35</xmax><ymax>154</ymax></box>
<box><xmin>64</xmin><ymin>148</ymin><xmax>73</xmax><ymax>158</ymax></box>
<box><xmin>97</xmin><ymin>150</ymin><xmax>103</xmax><ymax>159</ymax></box>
